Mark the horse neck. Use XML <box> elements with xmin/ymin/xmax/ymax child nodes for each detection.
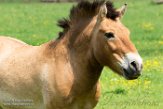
<box><xmin>62</xmin><ymin>32</ymin><xmax>103</xmax><ymax>93</ymax></box>
<box><xmin>46</xmin><ymin>26</ymin><xmax>103</xmax><ymax>93</ymax></box>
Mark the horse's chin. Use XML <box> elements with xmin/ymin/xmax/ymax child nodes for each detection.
<box><xmin>123</xmin><ymin>76</ymin><xmax>139</xmax><ymax>80</ymax></box>
<box><xmin>106</xmin><ymin>65</ymin><xmax>140</xmax><ymax>80</ymax></box>
<box><xmin>122</xmin><ymin>71</ymin><xmax>140</xmax><ymax>80</ymax></box>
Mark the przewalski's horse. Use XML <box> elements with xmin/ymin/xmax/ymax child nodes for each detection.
<box><xmin>0</xmin><ymin>1</ymin><xmax>143</xmax><ymax>109</ymax></box>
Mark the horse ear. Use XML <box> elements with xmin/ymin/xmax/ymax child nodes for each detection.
<box><xmin>117</xmin><ymin>4</ymin><xmax>127</xmax><ymax>18</ymax></box>
<box><xmin>97</xmin><ymin>3</ymin><xmax>107</xmax><ymax>22</ymax></box>
<box><xmin>92</xmin><ymin>3</ymin><xmax>107</xmax><ymax>37</ymax></box>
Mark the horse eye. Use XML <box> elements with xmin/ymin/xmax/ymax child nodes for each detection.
<box><xmin>105</xmin><ymin>32</ymin><xmax>115</xmax><ymax>39</ymax></box>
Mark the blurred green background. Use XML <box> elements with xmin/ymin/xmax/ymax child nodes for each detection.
<box><xmin>0</xmin><ymin>0</ymin><xmax>162</xmax><ymax>109</ymax></box>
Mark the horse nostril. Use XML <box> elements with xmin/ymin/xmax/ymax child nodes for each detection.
<box><xmin>130</xmin><ymin>61</ymin><xmax>138</xmax><ymax>72</ymax></box>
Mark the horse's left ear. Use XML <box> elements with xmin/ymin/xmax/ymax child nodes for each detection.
<box><xmin>97</xmin><ymin>3</ymin><xmax>107</xmax><ymax>22</ymax></box>
<box><xmin>93</xmin><ymin>3</ymin><xmax>107</xmax><ymax>37</ymax></box>
<box><xmin>117</xmin><ymin>4</ymin><xmax>127</xmax><ymax>18</ymax></box>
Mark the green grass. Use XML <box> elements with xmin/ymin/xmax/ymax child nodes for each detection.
<box><xmin>0</xmin><ymin>0</ymin><xmax>162</xmax><ymax>109</ymax></box>
<box><xmin>0</xmin><ymin>3</ymin><xmax>73</xmax><ymax>45</ymax></box>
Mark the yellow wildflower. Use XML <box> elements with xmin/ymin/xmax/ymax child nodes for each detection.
<box><xmin>158</xmin><ymin>41</ymin><xmax>163</xmax><ymax>45</ymax></box>
<box><xmin>141</xmin><ymin>22</ymin><xmax>154</xmax><ymax>31</ymax></box>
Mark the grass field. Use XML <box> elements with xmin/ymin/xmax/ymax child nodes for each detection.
<box><xmin>0</xmin><ymin>0</ymin><xmax>162</xmax><ymax>109</ymax></box>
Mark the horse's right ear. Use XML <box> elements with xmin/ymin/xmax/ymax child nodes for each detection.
<box><xmin>97</xmin><ymin>3</ymin><xmax>107</xmax><ymax>22</ymax></box>
<box><xmin>117</xmin><ymin>4</ymin><xmax>127</xmax><ymax>19</ymax></box>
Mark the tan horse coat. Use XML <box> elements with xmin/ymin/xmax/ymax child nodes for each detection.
<box><xmin>0</xmin><ymin>1</ymin><xmax>142</xmax><ymax>109</ymax></box>
<box><xmin>0</xmin><ymin>36</ymin><xmax>100</xmax><ymax>109</ymax></box>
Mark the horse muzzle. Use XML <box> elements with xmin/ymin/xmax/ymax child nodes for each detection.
<box><xmin>121</xmin><ymin>53</ymin><xmax>143</xmax><ymax>80</ymax></box>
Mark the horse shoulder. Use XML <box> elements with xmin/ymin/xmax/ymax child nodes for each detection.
<box><xmin>40</xmin><ymin>52</ymin><xmax>101</xmax><ymax>109</ymax></box>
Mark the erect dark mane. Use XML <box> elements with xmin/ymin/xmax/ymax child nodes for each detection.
<box><xmin>57</xmin><ymin>0</ymin><xmax>120</xmax><ymax>39</ymax></box>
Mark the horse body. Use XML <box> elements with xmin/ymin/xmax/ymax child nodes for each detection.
<box><xmin>0</xmin><ymin>37</ymin><xmax>100</xmax><ymax>109</ymax></box>
<box><xmin>0</xmin><ymin>37</ymin><xmax>44</xmax><ymax>109</ymax></box>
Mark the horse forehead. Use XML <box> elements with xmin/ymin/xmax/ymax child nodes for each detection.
<box><xmin>101</xmin><ymin>19</ymin><xmax>130</xmax><ymax>34</ymax></box>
